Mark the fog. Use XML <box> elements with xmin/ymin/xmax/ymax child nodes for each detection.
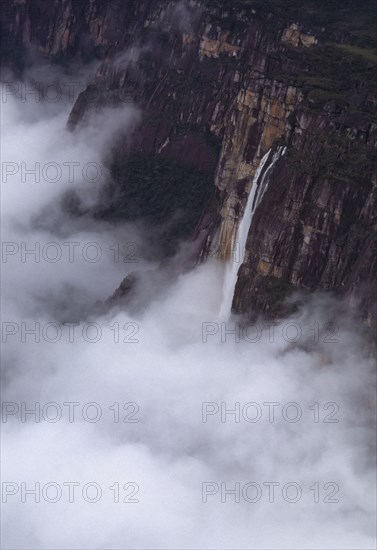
<box><xmin>1</xmin><ymin>73</ymin><xmax>376</xmax><ymax>550</ymax></box>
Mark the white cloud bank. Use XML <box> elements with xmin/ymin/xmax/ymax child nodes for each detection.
<box><xmin>0</xmin><ymin>78</ymin><xmax>376</xmax><ymax>550</ymax></box>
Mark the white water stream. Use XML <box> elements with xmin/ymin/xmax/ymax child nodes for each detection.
<box><xmin>219</xmin><ymin>146</ymin><xmax>286</xmax><ymax>320</ymax></box>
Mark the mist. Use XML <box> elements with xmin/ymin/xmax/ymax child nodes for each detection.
<box><xmin>1</xmin><ymin>68</ymin><xmax>376</xmax><ymax>550</ymax></box>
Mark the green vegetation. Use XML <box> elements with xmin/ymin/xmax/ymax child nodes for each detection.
<box><xmin>223</xmin><ymin>0</ymin><xmax>376</xmax><ymax>112</ymax></box>
<box><xmin>333</xmin><ymin>43</ymin><xmax>377</xmax><ymax>64</ymax></box>
<box><xmin>318</xmin><ymin>144</ymin><xmax>376</xmax><ymax>184</ymax></box>
<box><xmin>248</xmin><ymin>0</ymin><xmax>377</xmax><ymax>47</ymax></box>
<box><xmin>265</xmin><ymin>38</ymin><xmax>376</xmax><ymax>113</ymax></box>
<box><xmin>287</xmin><ymin>130</ymin><xmax>376</xmax><ymax>184</ymax></box>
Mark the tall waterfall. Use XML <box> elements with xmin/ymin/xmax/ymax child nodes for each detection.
<box><xmin>218</xmin><ymin>146</ymin><xmax>286</xmax><ymax>320</ymax></box>
<box><xmin>255</xmin><ymin>146</ymin><xmax>286</xmax><ymax>210</ymax></box>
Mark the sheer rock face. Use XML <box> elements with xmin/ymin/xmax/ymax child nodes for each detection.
<box><xmin>1</xmin><ymin>0</ymin><xmax>165</xmax><ymax>60</ymax></box>
<box><xmin>3</xmin><ymin>0</ymin><xmax>376</xmax><ymax>322</ymax></box>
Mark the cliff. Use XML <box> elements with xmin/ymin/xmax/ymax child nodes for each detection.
<box><xmin>2</xmin><ymin>0</ymin><xmax>376</xmax><ymax>323</ymax></box>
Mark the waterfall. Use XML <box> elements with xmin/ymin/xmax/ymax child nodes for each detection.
<box><xmin>255</xmin><ymin>146</ymin><xmax>286</xmax><ymax>210</ymax></box>
<box><xmin>218</xmin><ymin>149</ymin><xmax>271</xmax><ymax>319</ymax></box>
<box><xmin>218</xmin><ymin>146</ymin><xmax>286</xmax><ymax>320</ymax></box>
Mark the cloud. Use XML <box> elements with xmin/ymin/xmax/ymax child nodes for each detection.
<box><xmin>0</xmin><ymin>68</ymin><xmax>376</xmax><ymax>550</ymax></box>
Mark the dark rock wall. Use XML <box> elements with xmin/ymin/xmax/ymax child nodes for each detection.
<box><xmin>2</xmin><ymin>0</ymin><xmax>376</xmax><ymax>323</ymax></box>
